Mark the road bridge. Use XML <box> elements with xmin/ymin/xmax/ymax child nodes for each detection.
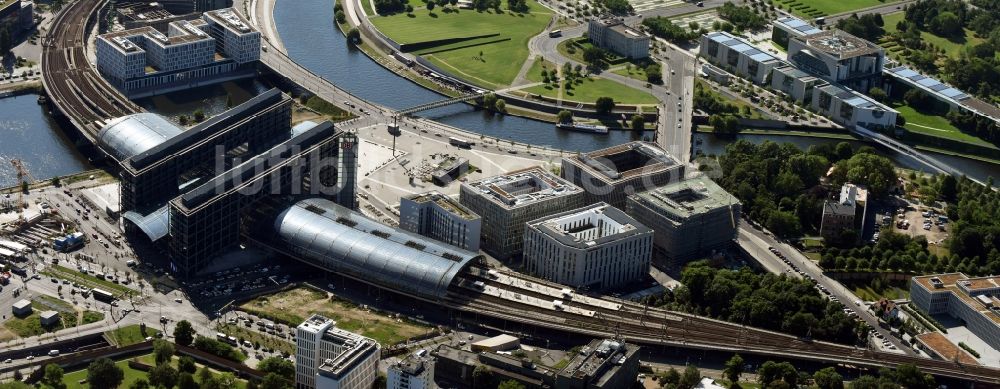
<box><xmin>851</xmin><ymin>125</ymin><xmax>964</xmax><ymax>176</ymax></box>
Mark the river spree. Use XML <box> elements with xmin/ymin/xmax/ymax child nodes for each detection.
<box><xmin>0</xmin><ymin>94</ymin><xmax>91</xmax><ymax>188</ymax></box>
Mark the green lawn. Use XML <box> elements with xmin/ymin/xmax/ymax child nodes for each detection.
<box><xmin>4</xmin><ymin>297</ymin><xmax>104</xmax><ymax>337</ymax></box>
<box><xmin>360</xmin><ymin>0</ymin><xmax>375</xmax><ymax>16</ymax></box>
<box><xmin>524</xmin><ymin>76</ymin><xmax>659</xmax><ymax>104</ymax></box>
<box><xmin>370</xmin><ymin>1</ymin><xmax>552</xmax><ymax>87</ymax></box>
<box><xmin>62</xmin><ymin>354</ymin><xmax>250</xmax><ymax>389</ymax></box>
<box><xmin>890</xmin><ymin>102</ymin><xmax>995</xmax><ymax>147</ymax></box>
<box><xmin>106</xmin><ymin>325</ymin><xmax>161</xmax><ymax>346</ymax></box>
<box><xmin>611</xmin><ymin>66</ymin><xmax>649</xmax><ymax>83</ymax></box>
<box><xmin>525</xmin><ymin>57</ymin><xmax>557</xmax><ymax>84</ymax></box>
<box><xmin>882</xmin><ymin>12</ymin><xmax>984</xmax><ymax>60</ymax></box>
<box><xmin>842</xmin><ymin>280</ymin><xmax>911</xmax><ymax>301</ymax></box>
<box><xmin>773</xmin><ymin>0</ymin><xmax>898</xmax><ymax>17</ymax></box>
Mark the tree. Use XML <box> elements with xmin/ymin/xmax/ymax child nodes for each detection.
<box><xmin>87</xmin><ymin>358</ymin><xmax>124</xmax><ymax>389</ymax></box>
<box><xmin>149</xmin><ymin>364</ymin><xmax>178</xmax><ymax>389</ymax></box>
<box><xmin>472</xmin><ymin>364</ymin><xmax>494</xmax><ymax>388</ymax></box>
<box><xmin>129</xmin><ymin>379</ymin><xmax>150</xmax><ymax>389</ymax></box>
<box><xmin>258</xmin><ymin>357</ymin><xmax>295</xmax><ymax>381</ymax></box>
<box><xmin>494</xmin><ymin>98</ymin><xmax>506</xmax><ymax>113</ymax></box>
<box><xmin>867</xmin><ymin>87</ymin><xmax>887</xmax><ymax>103</ymax></box>
<box><xmin>193</xmin><ymin>109</ymin><xmax>206</xmax><ymax>122</ymax></box>
<box><xmin>261</xmin><ymin>373</ymin><xmax>291</xmax><ymax>389</ymax></box>
<box><xmin>939</xmin><ymin>174</ymin><xmax>957</xmax><ymax>201</ymax></box>
<box><xmin>645</xmin><ymin>63</ymin><xmax>662</xmax><ymax>84</ymax></box>
<box><xmin>930</xmin><ymin>11</ymin><xmax>962</xmax><ymax>37</ymax></box>
<box><xmin>757</xmin><ymin>361</ymin><xmax>797</xmax><ymax>387</ymax></box>
<box><xmin>335</xmin><ymin>10</ymin><xmax>346</xmax><ymax>23</ymax></box>
<box><xmin>0</xmin><ymin>28</ymin><xmax>10</xmax><ymax>54</ymax></box>
<box><xmin>630</xmin><ymin>115</ymin><xmax>644</xmax><ymax>131</ymax></box>
<box><xmin>42</xmin><ymin>364</ymin><xmax>66</xmax><ymax>389</ymax></box>
<box><xmin>595</xmin><ymin>96</ymin><xmax>615</xmax><ymax>114</ymax></box>
<box><xmin>679</xmin><ymin>365</ymin><xmax>701</xmax><ymax>389</ymax></box>
<box><xmin>174</xmin><ymin>320</ymin><xmax>195</xmax><ymax>346</ymax></box>
<box><xmin>177</xmin><ymin>356</ymin><xmax>197</xmax><ymax>374</ymax></box>
<box><xmin>347</xmin><ymin>27</ymin><xmax>361</xmax><ymax>44</ymax></box>
<box><xmin>427</xmin><ymin>1</ymin><xmax>435</xmax><ymax>10</ymax></box>
<box><xmin>813</xmin><ymin>367</ymin><xmax>844</xmax><ymax>389</ymax></box>
<box><xmin>482</xmin><ymin>93</ymin><xmax>499</xmax><ymax>111</ymax></box>
<box><xmin>582</xmin><ymin>46</ymin><xmax>606</xmax><ymax>68</ymax></box>
<box><xmin>51</xmin><ymin>176</ymin><xmax>61</xmax><ymax>187</ymax></box>
<box><xmin>723</xmin><ymin>354</ymin><xmax>744</xmax><ymax>383</ymax></box>
<box><xmin>498</xmin><ymin>380</ymin><xmax>526</xmax><ymax>389</ymax></box>
<box><xmin>153</xmin><ymin>339</ymin><xmax>175</xmax><ymax>365</ymax></box>
<box><xmin>659</xmin><ymin>367</ymin><xmax>681</xmax><ymax>386</ymax></box>
<box><xmin>557</xmin><ymin>110</ymin><xmax>573</xmax><ymax>123</ymax></box>
<box><xmin>198</xmin><ymin>366</ymin><xmax>213</xmax><ymax>385</ymax></box>
<box><xmin>177</xmin><ymin>373</ymin><xmax>198</xmax><ymax>389</ymax></box>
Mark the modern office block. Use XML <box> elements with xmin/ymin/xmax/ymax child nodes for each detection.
<box><xmin>296</xmin><ymin>315</ymin><xmax>380</xmax><ymax>389</ymax></box>
<box><xmin>561</xmin><ymin>142</ymin><xmax>684</xmax><ymax>209</ymax></box>
<box><xmin>911</xmin><ymin>274</ymin><xmax>1000</xmax><ymax>350</ymax></box>
<box><xmin>626</xmin><ymin>178</ymin><xmax>740</xmax><ymax>264</ymax></box>
<box><xmin>700</xmin><ymin>31</ymin><xmax>781</xmax><ymax>85</ymax></box>
<box><xmin>788</xmin><ymin>29</ymin><xmax>885</xmax><ymax>92</ymax></box>
<box><xmin>587</xmin><ymin>17</ymin><xmax>649</xmax><ymax>59</ymax></box>
<box><xmin>771</xmin><ymin>16</ymin><xmax>822</xmax><ymax>47</ymax></box>
<box><xmin>811</xmin><ymin>83</ymin><xmax>898</xmax><ymax>129</ymax></box>
<box><xmin>770</xmin><ymin>65</ymin><xmax>822</xmax><ymax>104</ymax></box>
<box><xmin>95</xmin><ymin>7</ymin><xmax>259</xmax><ymax>97</ymax></box>
<box><xmin>400</xmin><ymin>191</ymin><xmax>481</xmax><ymax>252</ymax></box>
<box><xmin>459</xmin><ymin>167</ymin><xmax>584</xmax><ymax>262</ymax></box>
<box><xmin>524</xmin><ymin>203</ymin><xmax>652</xmax><ymax>290</ymax></box>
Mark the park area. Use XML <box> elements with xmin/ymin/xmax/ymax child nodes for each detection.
<box><xmin>887</xmin><ymin>100</ymin><xmax>997</xmax><ymax>148</ymax></box>
<box><xmin>238</xmin><ymin>287</ymin><xmax>431</xmax><ymax>345</ymax></box>
<box><xmin>881</xmin><ymin>12</ymin><xmax>987</xmax><ymax>60</ymax></box>
<box><xmin>3</xmin><ymin>296</ymin><xmax>104</xmax><ymax>338</ymax></box>
<box><xmin>519</xmin><ymin>56</ymin><xmax>659</xmax><ymax>104</ymax></box>
<box><xmin>61</xmin><ymin>352</ymin><xmax>250</xmax><ymax>389</ymax></box>
<box><xmin>370</xmin><ymin>1</ymin><xmax>552</xmax><ymax>88</ymax></box>
<box><xmin>770</xmin><ymin>0</ymin><xmax>898</xmax><ymax>18</ymax></box>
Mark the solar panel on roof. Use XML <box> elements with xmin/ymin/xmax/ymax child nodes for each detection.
<box><xmin>940</xmin><ymin>88</ymin><xmax>966</xmax><ymax>98</ymax></box>
<box><xmin>916</xmin><ymin>78</ymin><xmax>939</xmax><ymax>87</ymax></box>
<box><xmin>844</xmin><ymin>97</ymin><xmax>867</xmax><ymax>107</ymax></box>
<box><xmin>731</xmin><ymin>43</ymin><xmax>753</xmax><ymax>52</ymax></box>
<box><xmin>750</xmin><ymin>52</ymin><xmax>774</xmax><ymax>62</ymax></box>
<box><xmin>928</xmin><ymin>84</ymin><xmax>948</xmax><ymax>92</ymax></box>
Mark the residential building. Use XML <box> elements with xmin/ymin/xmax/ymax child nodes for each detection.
<box><xmin>524</xmin><ymin>203</ymin><xmax>652</xmax><ymax>290</ymax></box>
<box><xmin>771</xmin><ymin>16</ymin><xmax>822</xmax><ymax>48</ymax></box>
<box><xmin>460</xmin><ymin>167</ymin><xmax>584</xmax><ymax>262</ymax></box>
<box><xmin>400</xmin><ymin>191</ymin><xmax>482</xmax><ymax>252</ymax></box>
<box><xmin>587</xmin><ymin>17</ymin><xmax>649</xmax><ymax>59</ymax></box>
<box><xmin>387</xmin><ymin>353</ymin><xmax>435</xmax><ymax>389</ymax></box>
<box><xmin>700</xmin><ymin>31</ymin><xmax>781</xmax><ymax>85</ymax></box>
<box><xmin>95</xmin><ymin>8</ymin><xmax>259</xmax><ymax>98</ymax></box>
<box><xmin>788</xmin><ymin>29</ymin><xmax>885</xmax><ymax>92</ymax></box>
<box><xmin>872</xmin><ymin>298</ymin><xmax>899</xmax><ymax>321</ymax></box>
<box><xmin>911</xmin><ymin>273</ymin><xmax>1000</xmax><ymax>350</ymax></box>
<box><xmin>625</xmin><ymin>178</ymin><xmax>740</xmax><ymax>265</ymax></box>
<box><xmin>560</xmin><ymin>142</ymin><xmax>684</xmax><ymax>209</ymax></box>
<box><xmin>296</xmin><ymin>314</ymin><xmax>381</xmax><ymax>389</ymax></box>
<box><xmin>811</xmin><ymin>83</ymin><xmax>898</xmax><ymax>129</ymax></box>
<box><xmin>819</xmin><ymin>183</ymin><xmax>867</xmax><ymax>240</ymax></box>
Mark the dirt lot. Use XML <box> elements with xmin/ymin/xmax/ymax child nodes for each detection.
<box><xmin>238</xmin><ymin>287</ymin><xmax>430</xmax><ymax>345</ymax></box>
<box><xmin>887</xmin><ymin>203</ymin><xmax>950</xmax><ymax>255</ymax></box>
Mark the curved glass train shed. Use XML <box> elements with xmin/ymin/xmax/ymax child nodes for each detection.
<box><xmin>274</xmin><ymin>198</ymin><xmax>482</xmax><ymax>300</ymax></box>
<box><xmin>97</xmin><ymin>113</ymin><xmax>184</xmax><ymax>161</ymax></box>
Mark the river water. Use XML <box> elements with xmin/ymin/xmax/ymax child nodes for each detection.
<box><xmin>0</xmin><ymin>94</ymin><xmax>91</xmax><ymax>188</ymax></box>
<box><xmin>272</xmin><ymin>0</ymin><xmax>651</xmax><ymax>152</ymax></box>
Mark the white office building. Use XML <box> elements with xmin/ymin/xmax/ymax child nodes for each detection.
<box><xmin>788</xmin><ymin>29</ymin><xmax>885</xmax><ymax>92</ymax></box>
<box><xmin>399</xmin><ymin>191</ymin><xmax>482</xmax><ymax>252</ymax></box>
<box><xmin>524</xmin><ymin>202</ymin><xmax>652</xmax><ymax>290</ymax></box>
<box><xmin>700</xmin><ymin>31</ymin><xmax>781</xmax><ymax>85</ymax></box>
<box><xmin>95</xmin><ymin>8</ymin><xmax>259</xmax><ymax>98</ymax></box>
<box><xmin>296</xmin><ymin>315</ymin><xmax>380</xmax><ymax>389</ymax></box>
<box><xmin>588</xmin><ymin>17</ymin><xmax>650</xmax><ymax>59</ymax></box>
<box><xmin>812</xmin><ymin>83</ymin><xmax>898</xmax><ymax>129</ymax></box>
<box><xmin>387</xmin><ymin>353</ymin><xmax>435</xmax><ymax>389</ymax></box>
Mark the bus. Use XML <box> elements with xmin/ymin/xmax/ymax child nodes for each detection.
<box><xmin>92</xmin><ymin>288</ymin><xmax>115</xmax><ymax>303</ymax></box>
<box><xmin>449</xmin><ymin>137</ymin><xmax>474</xmax><ymax>148</ymax></box>
<box><xmin>548</xmin><ymin>30</ymin><xmax>562</xmax><ymax>38</ymax></box>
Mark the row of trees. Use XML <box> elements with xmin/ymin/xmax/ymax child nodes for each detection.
<box><xmin>716</xmin><ymin>3</ymin><xmax>767</xmax><ymax>31</ymax></box>
<box><xmin>642</xmin><ymin>261</ymin><xmax>866</xmax><ymax>344</ymax></box>
<box><xmin>642</xmin><ymin>17</ymin><xmax>700</xmax><ymax>43</ymax></box>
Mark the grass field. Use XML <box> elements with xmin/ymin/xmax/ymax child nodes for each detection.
<box><xmin>62</xmin><ymin>353</ymin><xmax>250</xmax><ymax>389</ymax></box>
<box><xmin>217</xmin><ymin>323</ymin><xmax>295</xmax><ymax>356</ymax></box>
<box><xmin>524</xmin><ymin>75</ymin><xmax>659</xmax><ymax>104</ymax></box>
<box><xmin>772</xmin><ymin>0</ymin><xmax>896</xmax><ymax>18</ymax></box>
<box><xmin>4</xmin><ymin>297</ymin><xmax>104</xmax><ymax>337</ymax></box>
<box><xmin>369</xmin><ymin>1</ymin><xmax>552</xmax><ymax>87</ymax></box>
<box><xmin>238</xmin><ymin>287</ymin><xmax>431</xmax><ymax>345</ymax></box>
<box><xmin>882</xmin><ymin>12</ymin><xmax>984</xmax><ymax>60</ymax></box>
<box><xmin>842</xmin><ymin>279</ymin><xmax>911</xmax><ymax>301</ymax></box>
<box><xmin>106</xmin><ymin>325</ymin><xmax>161</xmax><ymax>346</ymax></box>
<box><xmin>525</xmin><ymin>57</ymin><xmax>557</xmax><ymax>84</ymax></box>
<box><xmin>889</xmin><ymin>102</ymin><xmax>996</xmax><ymax>147</ymax></box>
<box><xmin>360</xmin><ymin>0</ymin><xmax>375</xmax><ymax>16</ymax></box>
<box><xmin>611</xmin><ymin>66</ymin><xmax>650</xmax><ymax>83</ymax></box>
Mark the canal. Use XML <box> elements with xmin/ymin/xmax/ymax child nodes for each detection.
<box><xmin>0</xmin><ymin>94</ymin><xmax>92</xmax><ymax>188</ymax></box>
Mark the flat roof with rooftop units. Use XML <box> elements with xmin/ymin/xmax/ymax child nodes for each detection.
<box><xmin>634</xmin><ymin>179</ymin><xmax>739</xmax><ymax>221</ymax></box>
<box><xmin>796</xmin><ymin>30</ymin><xmax>882</xmax><ymax>59</ymax></box>
<box><xmin>465</xmin><ymin>167</ymin><xmax>582</xmax><ymax>210</ymax></box>
<box><xmin>529</xmin><ymin>203</ymin><xmax>651</xmax><ymax>250</ymax></box>
<box><xmin>204</xmin><ymin>8</ymin><xmax>253</xmax><ymax>34</ymax></box>
<box><xmin>406</xmin><ymin>192</ymin><xmax>478</xmax><ymax>220</ymax></box>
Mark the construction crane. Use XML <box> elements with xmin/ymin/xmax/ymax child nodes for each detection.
<box><xmin>10</xmin><ymin>159</ymin><xmax>36</xmax><ymax>225</ymax></box>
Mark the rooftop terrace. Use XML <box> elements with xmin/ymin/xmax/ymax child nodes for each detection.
<box><xmin>465</xmin><ymin>167</ymin><xmax>581</xmax><ymax>209</ymax></box>
<box><xmin>797</xmin><ymin>30</ymin><xmax>881</xmax><ymax>59</ymax></box>
<box><xmin>630</xmin><ymin>178</ymin><xmax>739</xmax><ymax>220</ymax></box>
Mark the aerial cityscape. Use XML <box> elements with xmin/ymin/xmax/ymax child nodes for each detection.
<box><xmin>0</xmin><ymin>0</ymin><xmax>999</xmax><ymax>387</ymax></box>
